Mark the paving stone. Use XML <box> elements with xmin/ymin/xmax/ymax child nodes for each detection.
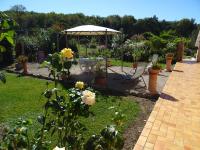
<box><xmin>133</xmin><ymin>61</ymin><xmax>200</xmax><ymax>150</ymax></box>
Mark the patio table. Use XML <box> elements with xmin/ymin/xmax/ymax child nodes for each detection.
<box><xmin>79</xmin><ymin>57</ymin><xmax>104</xmax><ymax>72</ymax></box>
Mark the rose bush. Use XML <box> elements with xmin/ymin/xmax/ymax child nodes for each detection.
<box><xmin>81</xmin><ymin>90</ymin><xmax>96</xmax><ymax>106</ymax></box>
<box><xmin>0</xmin><ymin>49</ymin><xmax>125</xmax><ymax>150</ymax></box>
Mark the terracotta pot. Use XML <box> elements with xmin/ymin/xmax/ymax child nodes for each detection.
<box><xmin>148</xmin><ymin>68</ymin><xmax>160</xmax><ymax>95</ymax></box>
<box><xmin>165</xmin><ymin>55</ymin><xmax>173</xmax><ymax>72</ymax></box>
<box><xmin>177</xmin><ymin>42</ymin><xmax>184</xmax><ymax>62</ymax></box>
<box><xmin>95</xmin><ymin>77</ymin><xmax>107</xmax><ymax>86</ymax></box>
<box><xmin>132</xmin><ymin>62</ymin><xmax>138</xmax><ymax>68</ymax></box>
<box><xmin>22</xmin><ymin>62</ymin><xmax>28</xmax><ymax>74</ymax></box>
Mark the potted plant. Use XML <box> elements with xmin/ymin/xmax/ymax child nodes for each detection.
<box><xmin>132</xmin><ymin>50</ymin><xmax>142</xmax><ymax>69</ymax></box>
<box><xmin>17</xmin><ymin>55</ymin><xmax>28</xmax><ymax>74</ymax></box>
<box><xmin>165</xmin><ymin>53</ymin><xmax>174</xmax><ymax>72</ymax></box>
<box><xmin>148</xmin><ymin>62</ymin><xmax>162</xmax><ymax>95</ymax></box>
<box><xmin>94</xmin><ymin>62</ymin><xmax>107</xmax><ymax>86</ymax></box>
<box><xmin>174</xmin><ymin>37</ymin><xmax>189</xmax><ymax>62</ymax></box>
<box><xmin>100</xmin><ymin>49</ymin><xmax>112</xmax><ymax>67</ymax></box>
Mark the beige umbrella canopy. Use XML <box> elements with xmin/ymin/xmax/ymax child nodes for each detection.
<box><xmin>62</xmin><ymin>25</ymin><xmax>120</xmax><ymax>35</ymax></box>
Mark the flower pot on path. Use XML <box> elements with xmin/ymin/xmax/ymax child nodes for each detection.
<box><xmin>22</xmin><ymin>62</ymin><xmax>28</xmax><ymax>74</ymax></box>
<box><xmin>148</xmin><ymin>68</ymin><xmax>160</xmax><ymax>95</ymax></box>
<box><xmin>166</xmin><ymin>54</ymin><xmax>173</xmax><ymax>72</ymax></box>
<box><xmin>95</xmin><ymin>77</ymin><xmax>107</xmax><ymax>87</ymax></box>
<box><xmin>177</xmin><ymin>42</ymin><xmax>184</xmax><ymax>62</ymax></box>
<box><xmin>132</xmin><ymin>62</ymin><xmax>138</xmax><ymax>69</ymax></box>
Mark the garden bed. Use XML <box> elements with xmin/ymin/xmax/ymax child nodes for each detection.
<box><xmin>0</xmin><ymin>73</ymin><xmax>155</xmax><ymax>149</ymax></box>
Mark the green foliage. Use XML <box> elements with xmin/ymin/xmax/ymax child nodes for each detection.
<box><xmin>17</xmin><ymin>55</ymin><xmax>28</xmax><ymax>63</ymax></box>
<box><xmin>42</xmin><ymin>50</ymin><xmax>77</xmax><ymax>79</ymax></box>
<box><xmin>152</xmin><ymin>62</ymin><xmax>162</xmax><ymax>70</ymax></box>
<box><xmin>144</xmin><ymin>30</ymin><xmax>191</xmax><ymax>62</ymax></box>
<box><xmin>10</xmin><ymin>5</ymin><xmax>26</xmax><ymax>12</ymax></box>
<box><xmin>17</xmin><ymin>28</ymin><xmax>53</xmax><ymax>54</ymax></box>
<box><xmin>68</xmin><ymin>39</ymin><xmax>78</xmax><ymax>54</ymax></box>
<box><xmin>1</xmin><ymin>47</ymin><xmax>135</xmax><ymax>149</ymax></box>
<box><xmin>0</xmin><ymin>13</ymin><xmax>16</xmax><ymax>52</ymax></box>
<box><xmin>0</xmin><ymin>72</ymin><xmax>6</xmax><ymax>83</ymax></box>
<box><xmin>111</xmin><ymin>33</ymin><xmax>125</xmax><ymax>58</ymax></box>
<box><xmin>95</xmin><ymin>61</ymin><xmax>106</xmax><ymax>77</ymax></box>
<box><xmin>85</xmin><ymin>125</ymin><xmax>124</xmax><ymax>150</ymax></box>
<box><xmin>175</xmin><ymin>19</ymin><xmax>197</xmax><ymax>37</ymax></box>
<box><xmin>122</xmin><ymin>38</ymin><xmax>147</xmax><ymax>62</ymax></box>
<box><xmin>0</xmin><ymin>118</ymin><xmax>32</xmax><ymax>149</ymax></box>
<box><xmin>0</xmin><ymin>73</ymin><xmax>140</xmax><ymax>149</ymax></box>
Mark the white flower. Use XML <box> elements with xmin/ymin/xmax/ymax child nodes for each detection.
<box><xmin>53</xmin><ymin>146</ymin><xmax>65</xmax><ymax>150</ymax></box>
<box><xmin>81</xmin><ymin>90</ymin><xmax>95</xmax><ymax>106</ymax></box>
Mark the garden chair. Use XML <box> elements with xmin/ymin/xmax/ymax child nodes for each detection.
<box><xmin>123</xmin><ymin>63</ymin><xmax>147</xmax><ymax>88</ymax></box>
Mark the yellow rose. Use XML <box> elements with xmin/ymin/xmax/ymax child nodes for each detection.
<box><xmin>75</xmin><ymin>81</ymin><xmax>84</xmax><ymax>90</ymax></box>
<box><xmin>81</xmin><ymin>90</ymin><xmax>95</xmax><ymax>106</ymax></box>
<box><xmin>61</xmin><ymin>48</ymin><xmax>73</xmax><ymax>59</ymax></box>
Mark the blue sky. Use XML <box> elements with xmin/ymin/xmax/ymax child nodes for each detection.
<box><xmin>1</xmin><ymin>0</ymin><xmax>200</xmax><ymax>23</ymax></box>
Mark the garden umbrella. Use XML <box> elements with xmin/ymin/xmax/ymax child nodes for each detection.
<box><xmin>62</xmin><ymin>25</ymin><xmax>120</xmax><ymax>36</ymax></box>
<box><xmin>62</xmin><ymin>25</ymin><xmax>120</xmax><ymax>81</ymax></box>
<box><xmin>62</xmin><ymin>25</ymin><xmax>120</xmax><ymax>48</ymax></box>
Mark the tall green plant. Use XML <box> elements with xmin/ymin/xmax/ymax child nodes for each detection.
<box><xmin>0</xmin><ymin>13</ymin><xmax>16</xmax><ymax>52</ymax></box>
<box><xmin>0</xmin><ymin>72</ymin><xmax>6</xmax><ymax>83</ymax></box>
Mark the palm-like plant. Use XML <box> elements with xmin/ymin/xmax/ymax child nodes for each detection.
<box><xmin>0</xmin><ymin>72</ymin><xmax>6</xmax><ymax>83</ymax></box>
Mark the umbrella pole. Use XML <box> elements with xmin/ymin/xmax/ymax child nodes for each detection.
<box><xmin>105</xmin><ymin>30</ymin><xmax>108</xmax><ymax>84</ymax></box>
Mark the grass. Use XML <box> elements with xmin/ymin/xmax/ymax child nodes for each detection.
<box><xmin>110</xmin><ymin>59</ymin><xmax>132</xmax><ymax>67</ymax></box>
<box><xmin>0</xmin><ymin>73</ymin><xmax>140</xmax><ymax>142</ymax></box>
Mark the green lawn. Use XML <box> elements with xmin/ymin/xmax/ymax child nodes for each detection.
<box><xmin>0</xmin><ymin>73</ymin><xmax>140</xmax><ymax>141</ymax></box>
<box><xmin>110</xmin><ymin>59</ymin><xmax>132</xmax><ymax>67</ymax></box>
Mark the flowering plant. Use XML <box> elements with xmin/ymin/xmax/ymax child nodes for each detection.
<box><xmin>1</xmin><ymin>49</ymin><xmax>124</xmax><ymax>150</ymax></box>
<box><xmin>42</xmin><ymin>48</ymin><xmax>77</xmax><ymax>80</ymax></box>
<box><xmin>17</xmin><ymin>55</ymin><xmax>28</xmax><ymax>64</ymax></box>
<box><xmin>61</xmin><ymin>48</ymin><xmax>74</xmax><ymax>59</ymax></box>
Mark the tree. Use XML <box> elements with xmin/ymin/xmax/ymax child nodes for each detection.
<box><xmin>9</xmin><ymin>5</ymin><xmax>26</xmax><ymax>28</ymax></box>
<box><xmin>121</xmin><ymin>15</ymin><xmax>137</xmax><ymax>36</ymax></box>
<box><xmin>134</xmin><ymin>16</ymin><xmax>161</xmax><ymax>35</ymax></box>
<box><xmin>175</xmin><ymin>19</ymin><xmax>197</xmax><ymax>37</ymax></box>
<box><xmin>10</xmin><ymin>4</ymin><xmax>26</xmax><ymax>12</ymax></box>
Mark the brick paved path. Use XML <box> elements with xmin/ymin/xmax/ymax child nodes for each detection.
<box><xmin>134</xmin><ymin>61</ymin><xmax>200</xmax><ymax>150</ymax></box>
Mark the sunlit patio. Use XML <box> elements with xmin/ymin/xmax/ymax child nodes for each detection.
<box><xmin>134</xmin><ymin>60</ymin><xmax>200</xmax><ymax>150</ymax></box>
